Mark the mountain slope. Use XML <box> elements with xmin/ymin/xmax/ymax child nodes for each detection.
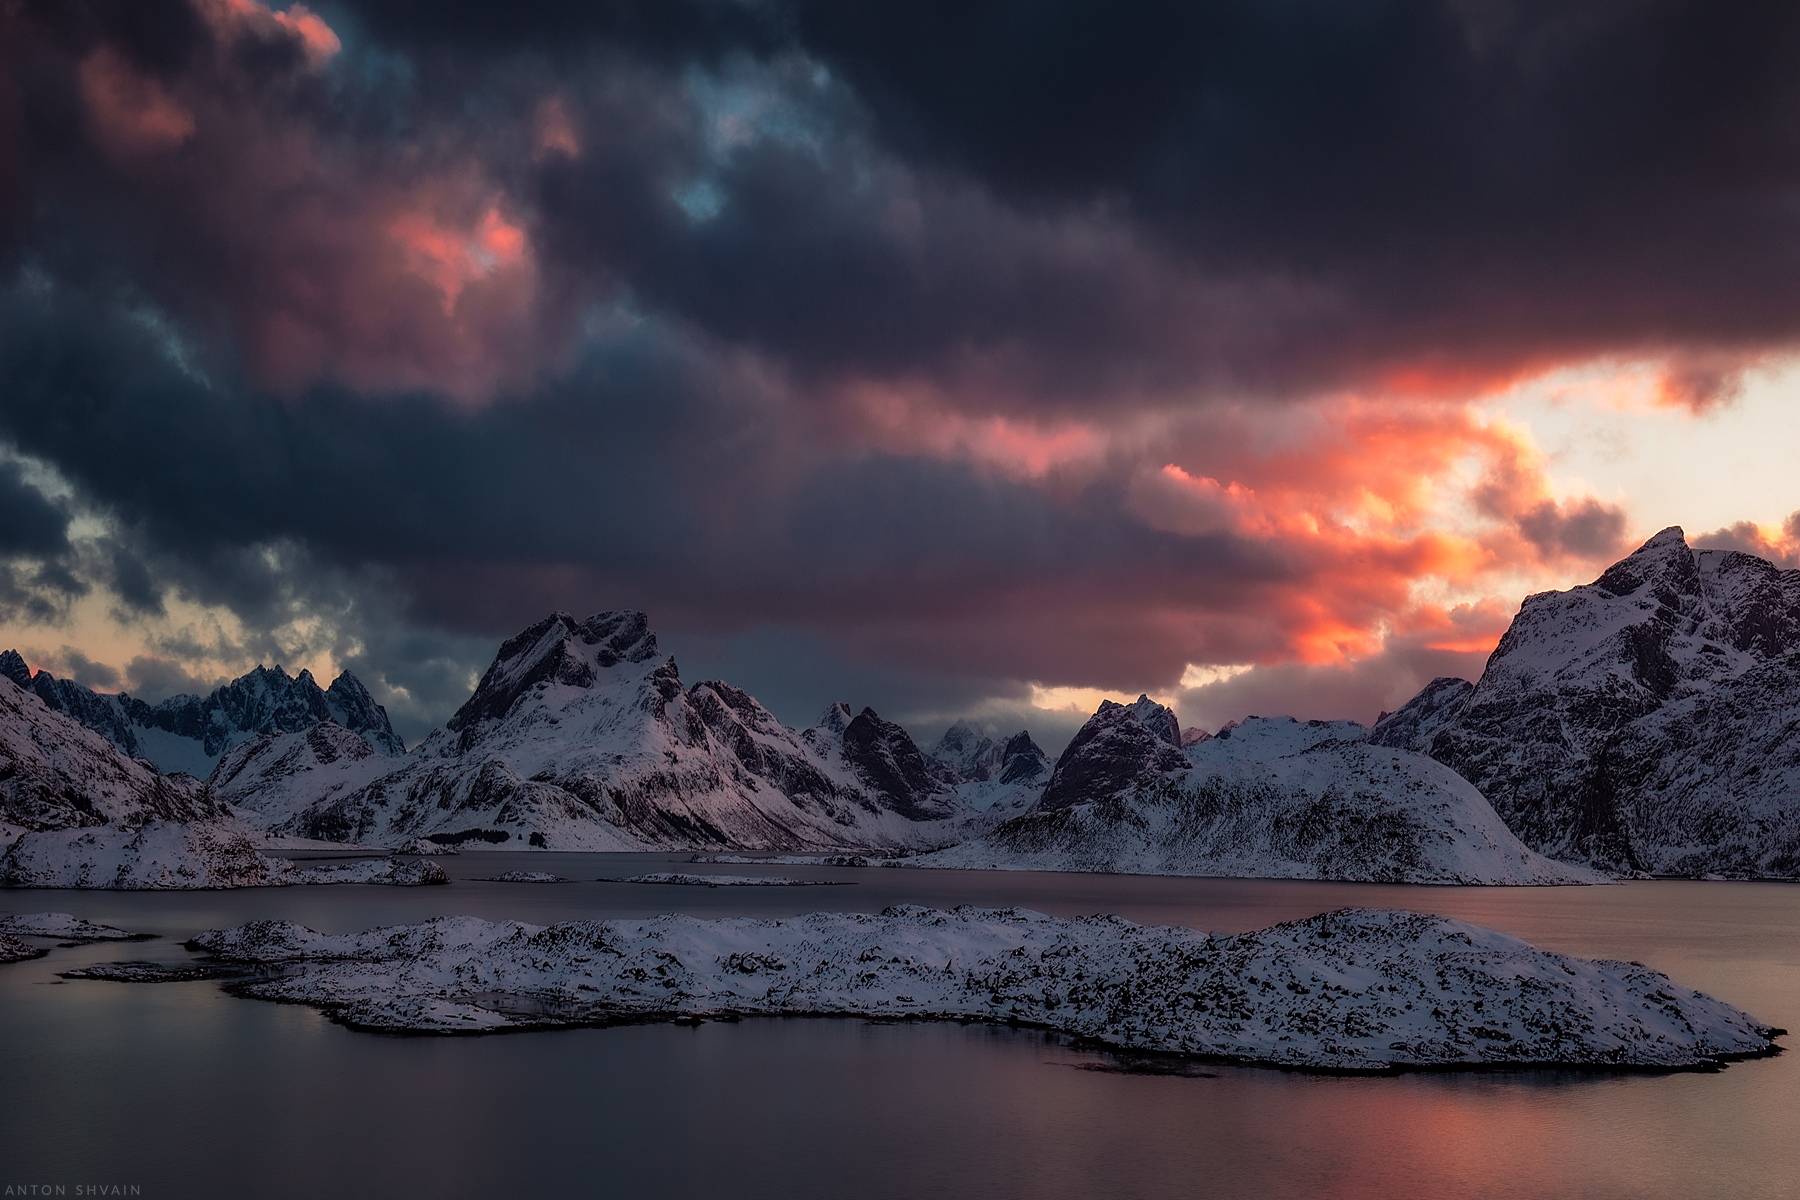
<box><xmin>1038</xmin><ymin>695</ymin><xmax>1188</xmax><ymax>810</ymax></box>
<box><xmin>224</xmin><ymin>611</ymin><xmax>973</xmax><ymax>851</ymax></box>
<box><xmin>0</xmin><ymin>675</ymin><xmax>227</xmax><ymax>838</ymax></box>
<box><xmin>0</xmin><ymin>650</ymin><xmax>403</xmax><ymax>776</ymax></box>
<box><xmin>921</xmin><ymin>717</ymin><xmax>1599</xmax><ymax>884</ymax></box>
<box><xmin>1373</xmin><ymin>528</ymin><xmax>1800</xmax><ymax>876</ymax></box>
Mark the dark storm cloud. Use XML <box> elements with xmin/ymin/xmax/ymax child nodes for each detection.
<box><xmin>3</xmin><ymin>0</ymin><xmax>1796</xmax><ymax>737</ymax></box>
<box><xmin>276</xmin><ymin>0</ymin><xmax>1800</xmax><ymax>399</ymax></box>
<box><xmin>0</xmin><ymin>459</ymin><xmax>69</xmax><ymax>557</ymax></box>
<box><xmin>15</xmin><ymin>0</ymin><xmax>1800</xmax><ymax>409</ymax></box>
<box><xmin>792</xmin><ymin>0</ymin><xmax>1800</xmax><ymax>371</ymax></box>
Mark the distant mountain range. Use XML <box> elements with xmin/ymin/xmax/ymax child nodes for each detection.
<box><xmin>7</xmin><ymin>526</ymin><xmax>1800</xmax><ymax>879</ymax></box>
<box><xmin>0</xmin><ymin>650</ymin><xmax>402</xmax><ymax>776</ymax></box>
<box><xmin>207</xmin><ymin>611</ymin><xmax>1014</xmax><ymax>851</ymax></box>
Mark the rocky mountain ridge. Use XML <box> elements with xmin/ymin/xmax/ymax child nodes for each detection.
<box><xmin>1039</xmin><ymin>694</ymin><xmax>1188</xmax><ymax>810</ymax></box>
<box><xmin>216</xmin><ymin>611</ymin><xmax>977</xmax><ymax>851</ymax></box>
<box><xmin>1373</xmin><ymin>527</ymin><xmax>1800</xmax><ymax>876</ymax></box>
<box><xmin>0</xmin><ymin>675</ymin><xmax>227</xmax><ymax>838</ymax></box>
<box><xmin>0</xmin><ymin>650</ymin><xmax>403</xmax><ymax>777</ymax></box>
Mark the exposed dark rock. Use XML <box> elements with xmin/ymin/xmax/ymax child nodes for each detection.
<box><xmin>1038</xmin><ymin>699</ymin><xmax>1190</xmax><ymax>811</ymax></box>
<box><xmin>841</xmin><ymin>708</ymin><xmax>961</xmax><ymax>821</ymax></box>
<box><xmin>1370</xmin><ymin>677</ymin><xmax>1474</xmax><ymax>752</ymax></box>
<box><xmin>447</xmin><ymin>610</ymin><xmax>656</xmax><ymax>740</ymax></box>
<box><xmin>1378</xmin><ymin>527</ymin><xmax>1800</xmax><ymax>876</ymax></box>
<box><xmin>996</xmin><ymin>731</ymin><xmax>1052</xmax><ymax>786</ymax></box>
<box><xmin>0</xmin><ymin>650</ymin><xmax>31</xmax><ymax>690</ymax></box>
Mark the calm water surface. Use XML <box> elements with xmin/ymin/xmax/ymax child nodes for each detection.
<box><xmin>2</xmin><ymin>853</ymin><xmax>1795</xmax><ymax>1199</ymax></box>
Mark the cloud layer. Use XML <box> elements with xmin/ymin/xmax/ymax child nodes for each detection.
<box><xmin>1</xmin><ymin>0</ymin><xmax>1797</xmax><ymax>744</ymax></box>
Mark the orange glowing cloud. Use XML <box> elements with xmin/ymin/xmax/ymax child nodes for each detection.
<box><xmin>79</xmin><ymin>48</ymin><xmax>195</xmax><ymax>157</ymax></box>
<box><xmin>1093</xmin><ymin>395</ymin><xmax>1624</xmax><ymax>672</ymax></box>
<box><xmin>195</xmin><ymin>0</ymin><xmax>341</xmax><ymax>65</ymax></box>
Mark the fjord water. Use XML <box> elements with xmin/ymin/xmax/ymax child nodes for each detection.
<box><xmin>2</xmin><ymin>856</ymin><xmax>1794</xmax><ymax>1200</ymax></box>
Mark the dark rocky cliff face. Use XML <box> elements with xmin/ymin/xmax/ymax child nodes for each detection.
<box><xmin>996</xmin><ymin>731</ymin><xmax>1052</xmax><ymax>786</ymax></box>
<box><xmin>841</xmin><ymin>708</ymin><xmax>962</xmax><ymax>821</ymax></box>
<box><xmin>1038</xmin><ymin>698</ymin><xmax>1189</xmax><ymax>811</ymax></box>
<box><xmin>1374</xmin><ymin>527</ymin><xmax>1800</xmax><ymax>876</ymax></box>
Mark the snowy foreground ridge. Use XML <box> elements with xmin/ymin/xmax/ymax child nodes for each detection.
<box><xmin>186</xmin><ymin>906</ymin><xmax>1779</xmax><ymax>1070</ymax></box>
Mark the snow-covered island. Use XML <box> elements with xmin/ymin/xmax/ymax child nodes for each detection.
<box><xmin>0</xmin><ymin>911</ymin><xmax>154</xmax><ymax>963</ymax></box>
<box><xmin>183</xmin><ymin>905</ymin><xmax>1781</xmax><ymax>1071</ymax></box>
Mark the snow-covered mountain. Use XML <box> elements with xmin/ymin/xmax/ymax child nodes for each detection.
<box><xmin>208</xmin><ymin>723</ymin><xmax>398</xmax><ymax>828</ymax></box>
<box><xmin>928</xmin><ymin>722</ymin><xmax>1055</xmax><ymax>815</ymax></box>
<box><xmin>0</xmin><ymin>675</ymin><xmax>227</xmax><ymax>841</ymax></box>
<box><xmin>922</xmin><ymin>716</ymin><xmax>1599</xmax><ymax>884</ymax></box>
<box><xmin>1372</xmin><ymin>528</ymin><xmax>1800</xmax><ymax>877</ymax></box>
<box><xmin>220</xmin><ymin>611</ymin><xmax>975</xmax><ymax>851</ymax></box>
<box><xmin>930</xmin><ymin>719</ymin><xmax>1010</xmax><ymax>781</ymax></box>
<box><xmin>0</xmin><ymin>650</ymin><xmax>403</xmax><ymax>777</ymax></box>
<box><xmin>1038</xmin><ymin>694</ymin><xmax>1188</xmax><ymax>810</ymax></box>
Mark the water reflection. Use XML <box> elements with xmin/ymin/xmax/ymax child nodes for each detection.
<box><xmin>1</xmin><ymin>854</ymin><xmax>1793</xmax><ymax>1199</ymax></box>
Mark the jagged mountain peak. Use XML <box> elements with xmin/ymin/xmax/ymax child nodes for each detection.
<box><xmin>0</xmin><ymin>649</ymin><xmax>31</xmax><ymax>689</ymax></box>
<box><xmin>815</xmin><ymin>701</ymin><xmax>856</xmax><ymax>736</ymax></box>
<box><xmin>5</xmin><ymin>652</ymin><xmax>403</xmax><ymax>770</ymax></box>
<box><xmin>1591</xmin><ymin>526</ymin><xmax>1697</xmax><ymax>601</ymax></box>
<box><xmin>839</xmin><ymin>707</ymin><xmax>961</xmax><ymax>820</ymax></box>
<box><xmin>1123</xmin><ymin>694</ymin><xmax>1181</xmax><ymax>747</ymax></box>
<box><xmin>448</xmin><ymin>610</ymin><xmax>659</xmax><ymax>734</ymax></box>
<box><xmin>1040</xmin><ymin>697</ymin><xmax>1189</xmax><ymax>811</ymax></box>
<box><xmin>931</xmin><ymin>718</ymin><xmax>1004</xmax><ymax>781</ymax></box>
<box><xmin>995</xmin><ymin>731</ymin><xmax>1052</xmax><ymax>786</ymax></box>
<box><xmin>1385</xmin><ymin>530</ymin><xmax>1800</xmax><ymax>875</ymax></box>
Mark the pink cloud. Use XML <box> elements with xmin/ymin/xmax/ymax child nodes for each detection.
<box><xmin>194</xmin><ymin>0</ymin><xmax>341</xmax><ymax>65</ymax></box>
<box><xmin>79</xmin><ymin>48</ymin><xmax>195</xmax><ymax>157</ymax></box>
<box><xmin>535</xmin><ymin>97</ymin><xmax>581</xmax><ymax>160</ymax></box>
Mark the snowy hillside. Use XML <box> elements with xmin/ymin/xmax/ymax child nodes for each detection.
<box><xmin>209</xmin><ymin>723</ymin><xmax>399</xmax><ymax>828</ymax></box>
<box><xmin>183</xmin><ymin>906</ymin><xmax>1777</xmax><ymax>1070</ymax></box>
<box><xmin>0</xmin><ymin>675</ymin><xmax>226</xmax><ymax>838</ymax></box>
<box><xmin>1</xmin><ymin>650</ymin><xmax>403</xmax><ymax>777</ymax></box>
<box><xmin>0</xmin><ymin>819</ymin><xmax>446</xmax><ymax>889</ymax></box>
<box><xmin>1373</xmin><ymin>528</ymin><xmax>1800</xmax><ymax>876</ymax></box>
<box><xmin>922</xmin><ymin>717</ymin><xmax>1599</xmax><ymax>884</ymax></box>
<box><xmin>230</xmin><ymin>611</ymin><xmax>976</xmax><ymax>851</ymax></box>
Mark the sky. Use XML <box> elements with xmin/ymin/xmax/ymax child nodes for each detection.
<box><xmin>3</xmin><ymin>0</ymin><xmax>1800</xmax><ymax>754</ymax></box>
